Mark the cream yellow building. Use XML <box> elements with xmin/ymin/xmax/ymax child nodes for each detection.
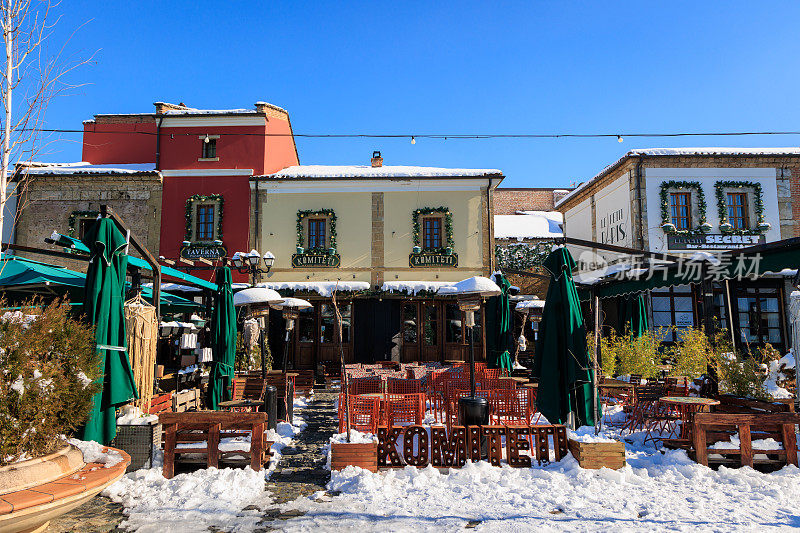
<box><xmin>250</xmin><ymin>153</ymin><xmax>503</xmax><ymax>370</ymax></box>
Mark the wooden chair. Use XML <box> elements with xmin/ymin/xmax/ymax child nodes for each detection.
<box><xmin>693</xmin><ymin>412</ymin><xmax>800</xmax><ymax>468</ymax></box>
<box><xmin>230</xmin><ymin>377</ymin><xmax>267</xmax><ymax>412</ymax></box>
<box><xmin>160</xmin><ymin>411</ymin><xmax>274</xmax><ymax>479</ymax></box>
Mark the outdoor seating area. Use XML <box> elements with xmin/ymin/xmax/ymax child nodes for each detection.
<box><xmin>339</xmin><ymin>361</ymin><xmax>536</xmax><ymax>434</ymax></box>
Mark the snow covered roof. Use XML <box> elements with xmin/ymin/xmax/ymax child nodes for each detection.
<box><xmin>494</xmin><ymin>211</ymin><xmax>563</xmax><ymax>241</ymax></box>
<box><xmin>18</xmin><ymin>162</ymin><xmax>158</xmax><ymax>176</ymax></box>
<box><xmin>629</xmin><ymin>147</ymin><xmax>800</xmax><ymax>156</ymax></box>
<box><xmin>515</xmin><ymin>299</ymin><xmax>545</xmax><ymax>310</ymax></box>
<box><xmin>263</xmin><ymin>165</ymin><xmax>503</xmax><ymax>179</ymax></box>
<box><xmin>556</xmin><ymin>147</ymin><xmax>800</xmax><ymax>208</ymax></box>
<box><xmin>256</xmin><ymin>281</ymin><xmax>370</xmax><ymax>297</ymax></box>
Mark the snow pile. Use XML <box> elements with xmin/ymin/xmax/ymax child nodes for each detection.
<box><xmin>269</xmin><ymin>165</ymin><xmax>502</xmax><ymax>179</ymax></box>
<box><xmin>568</xmin><ymin>426</ymin><xmax>618</xmax><ymax>443</ymax></box>
<box><xmin>257</xmin><ymin>281</ymin><xmax>370</xmax><ymax>297</ymax></box>
<box><xmin>103</xmin><ymin>466</ymin><xmax>270</xmax><ymax>533</ymax></box>
<box><xmin>763</xmin><ymin>352</ymin><xmax>795</xmax><ymax>399</ymax></box>
<box><xmin>117</xmin><ymin>407</ymin><xmax>159</xmax><ymax>426</ymax></box>
<box><xmin>494</xmin><ymin>211</ymin><xmax>563</xmax><ymax>241</ymax></box>
<box><xmin>281</xmin><ymin>448</ymin><xmax>800</xmax><ymax>532</ymax></box>
<box><xmin>381</xmin><ymin>281</ymin><xmax>455</xmax><ymax>295</ymax></box>
<box><xmin>68</xmin><ymin>438</ymin><xmax>124</xmax><ymax>468</ymax></box>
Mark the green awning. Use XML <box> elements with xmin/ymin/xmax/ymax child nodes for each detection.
<box><xmin>579</xmin><ymin>238</ymin><xmax>800</xmax><ymax>300</ymax></box>
<box><xmin>0</xmin><ymin>255</ymin><xmax>199</xmax><ymax>312</ymax></box>
<box><xmin>51</xmin><ymin>232</ymin><xmax>217</xmax><ymax>291</ymax></box>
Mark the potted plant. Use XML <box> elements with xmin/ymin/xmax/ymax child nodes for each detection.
<box><xmin>757</xmin><ymin>221</ymin><xmax>771</xmax><ymax>232</ymax></box>
<box><xmin>296</xmin><ymin>246</ymin><xmax>305</xmax><ymax>254</ymax></box>
<box><xmin>700</xmin><ymin>222</ymin><xmax>713</xmax><ymax>233</ymax></box>
<box><xmin>0</xmin><ymin>299</ymin><xmax>130</xmax><ymax>532</ymax></box>
<box><xmin>660</xmin><ymin>222</ymin><xmax>676</xmax><ymax>233</ymax></box>
<box><xmin>444</xmin><ymin>247</ymin><xmax>453</xmax><ymax>255</ymax></box>
<box><xmin>328</xmin><ymin>247</ymin><xmax>337</xmax><ymax>255</ymax></box>
<box><xmin>412</xmin><ymin>246</ymin><xmax>422</xmax><ymax>254</ymax></box>
<box><xmin>719</xmin><ymin>221</ymin><xmax>733</xmax><ymax>233</ymax></box>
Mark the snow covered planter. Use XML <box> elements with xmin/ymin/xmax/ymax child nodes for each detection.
<box><xmin>330</xmin><ymin>442</ymin><xmax>378</xmax><ymax>472</ymax></box>
<box><xmin>0</xmin><ymin>300</ymin><xmax>101</xmax><ymax>465</ymax></box>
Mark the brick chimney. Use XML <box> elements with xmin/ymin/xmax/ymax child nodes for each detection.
<box><xmin>154</xmin><ymin>101</ymin><xmax>190</xmax><ymax>114</ymax></box>
<box><xmin>371</xmin><ymin>151</ymin><xmax>383</xmax><ymax>167</ymax></box>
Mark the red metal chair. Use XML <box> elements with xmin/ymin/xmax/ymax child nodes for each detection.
<box><xmin>348</xmin><ymin>376</ymin><xmax>382</xmax><ymax>395</ymax></box>
<box><xmin>386</xmin><ymin>393</ymin><xmax>425</xmax><ymax>427</ymax></box>
<box><xmin>387</xmin><ymin>377</ymin><xmax>423</xmax><ymax>395</ymax></box>
<box><xmin>339</xmin><ymin>394</ymin><xmax>381</xmax><ymax>434</ymax></box>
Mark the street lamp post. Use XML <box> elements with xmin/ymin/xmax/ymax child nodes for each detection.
<box><xmin>231</xmin><ymin>250</ymin><xmax>276</xmax><ymax>378</ymax></box>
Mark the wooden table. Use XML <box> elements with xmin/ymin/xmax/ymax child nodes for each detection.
<box><xmin>218</xmin><ymin>399</ymin><xmax>264</xmax><ymax>411</ymax></box>
<box><xmin>659</xmin><ymin>396</ymin><xmax>720</xmax><ymax>440</ymax></box>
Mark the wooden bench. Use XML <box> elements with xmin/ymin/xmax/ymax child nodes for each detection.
<box><xmin>159</xmin><ymin>411</ymin><xmax>274</xmax><ymax>479</ymax></box>
<box><xmin>693</xmin><ymin>412</ymin><xmax>800</xmax><ymax>468</ymax></box>
<box><xmin>293</xmin><ymin>370</ymin><xmax>315</xmax><ymax>396</ymax></box>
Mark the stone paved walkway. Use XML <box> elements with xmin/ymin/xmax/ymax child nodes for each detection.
<box><xmin>47</xmin><ymin>389</ymin><xmax>338</xmax><ymax>532</ymax></box>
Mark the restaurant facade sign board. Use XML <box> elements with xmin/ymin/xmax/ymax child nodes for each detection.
<box><xmin>408</xmin><ymin>252</ymin><xmax>458</xmax><ymax>268</ymax></box>
<box><xmin>180</xmin><ymin>243</ymin><xmax>226</xmax><ymax>260</ymax></box>
<box><xmin>291</xmin><ymin>252</ymin><xmax>341</xmax><ymax>268</ymax></box>
<box><xmin>667</xmin><ymin>234</ymin><xmax>766</xmax><ymax>250</ymax></box>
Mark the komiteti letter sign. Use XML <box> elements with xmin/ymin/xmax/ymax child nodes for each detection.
<box><xmin>376</xmin><ymin>424</ymin><xmax>568</xmax><ymax>468</ymax></box>
<box><xmin>292</xmin><ymin>252</ymin><xmax>341</xmax><ymax>268</ymax></box>
<box><xmin>409</xmin><ymin>252</ymin><xmax>458</xmax><ymax>267</ymax></box>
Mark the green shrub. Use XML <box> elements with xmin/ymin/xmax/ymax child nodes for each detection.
<box><xmin>604</xmin><ymin>329</ymin><xmax>667</xmax><ymax>379</ymax></box>
<box><xmin>670</xmin><ymin>327</ymin><xmax>714</xmax><ymax>378</ymax></box>
<box><xmin>588</xmin><ymin>332</ymin><xmax>616</xmax><ymax>377</ymax></box>
<box><xmin>711</xmin><ymin>331</ymin><xmax>770</xmax><ymax>400</ymax></box>
<box><xmin>0</xmin><ymin>300</ymin><xmax>100</xmax><ymax>465</ymax></box>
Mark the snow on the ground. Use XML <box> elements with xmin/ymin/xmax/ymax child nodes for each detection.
<box><xmin>278</xmin><ymin>455</ymin><xmax>800</xmax><ymax>532</ymax></box>
<box><xmin>100</xmin><ymin>396</ymin><xmax>309</xmax><ymax>532</ymax></box>
<box><xmin>116</xmin><ymin>406</ymin><xmax>159</xmax><ymax>426</ymax></box>
<box><xmin>279</xmin><ymin>402</ymin><xmax>800</xmax><ymax>532</ymax></box>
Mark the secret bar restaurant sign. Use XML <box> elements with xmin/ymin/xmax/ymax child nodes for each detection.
<box><xmin>377</xmin><ymin>424</ymin><xmax>568</xmax><ymax>468</ymax></box>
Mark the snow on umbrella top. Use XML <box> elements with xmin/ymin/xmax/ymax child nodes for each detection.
<box><xmin>438</xmin><ymin>276</ymin><xmax>502</xmax><ymax>296</ymax></box>
<box><xmin>232</xmin><ymin>287</ymin><xmax>283</xmax><ymax>306</ymax></box>
<box><xmin>270</xmin><ymin>297</ymin><xmax>313</xmax><ymax>310</ymax></box>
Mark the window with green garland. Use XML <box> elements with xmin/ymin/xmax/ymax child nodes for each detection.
<box><xmin>185</xmin><ymin>194</ymin><xmax>224</xmax><ymax>242</ymax></box>
<box><xmin>412</xmin><ymin>207</ymin><xmax>454</xmax><ymax>252</ymax></box>
<box><xmin>714</xmin><ymin>180</ymin><xmax>770</xmax><ymax>235</ymax></box>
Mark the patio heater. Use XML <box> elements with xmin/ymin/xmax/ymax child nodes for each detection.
<box><xmin>232</xmin><ymin>287</ymin><xmax>283</xmax><ymax>379</ymax></box>
<box><xmin>444</xmin><ymin>277</ymin><xmax>501</xmax><ymax>427</ymax></box>
<box><xmin>270</xmin><ymin>297</ymin><xmax>312</xmax><ymax>423</ymax></box>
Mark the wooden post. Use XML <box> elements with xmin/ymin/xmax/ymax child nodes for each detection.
<box><xmin>332</xmin><ymin>286</ymin><xmax>351</xmax><ymax>441</ymax></box>
<box><xmin>592</xmin><ymin>289</ymin><xmax>601</xmax><ymax>433</ymax></box>
<box><xmin>207</xmin><ymin>423</ymin><xmax>221</xmax><ymax>468</ymax></box>
<box><xmin>250</xmin><ymin>422</ymin><xmax>264</xmax><ymax>471</ymax></box>
<box><xmin>693</xmin><ymin>424</ymin><xmax>708</xmax><ymax>466</ymax></box>
<box><xmin>738</xmin><ymin>424</ymin><xmax>753</xmax><ymax>467</ymax></box>
<box><xmin>163</xmin><ymin>422</ymin><xmax>176</xmax><ymax>479</ymax></box>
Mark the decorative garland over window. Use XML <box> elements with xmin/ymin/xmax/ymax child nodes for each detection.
<box><xmin>495</xmin><ymin>242</ymin><xmax>553</xmax><ymax>270</ymax></box>
<box><xmin>714</xmin><ymin>180</ymin><xmax>770</xmax><ymax>235</ymax></box>
<box><xmin>658</xmin><ymin>181</ymin><xmax>709</xmax><ymax>235</ymax></box>
<box><xmin>296</xmin><ymin>209</ymin><xmax>337</xmax><ymax>251</ymax></box>
<box><xmin>412</xmin><ymin>207</ymin><xmax>454</xmax><ymax>252</ymax></box>
<box><xmin>67</xmin><ymin>210</ymin><xmax>99</xmax><ymax>236</ymax></box>
<box><xmin>184</xmin><ymin>194</ymin><xmax>224</xmax><ymax>241</ymax></box>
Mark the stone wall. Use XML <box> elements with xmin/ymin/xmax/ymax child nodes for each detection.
<box><xmin>14</xmin><ymin>173</ymin><xmax>162</xmax><ymax>271</ymax></box>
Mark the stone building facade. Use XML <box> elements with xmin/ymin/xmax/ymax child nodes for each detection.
<box><xmin>13</xmin><ymin>166</ymin><xmax>162</xmax><ymax>271</ymax></box>
<box><xmin>557</xmin><ymin>147</ymin><xmax>800</xmax><ymax>353</ymax></box>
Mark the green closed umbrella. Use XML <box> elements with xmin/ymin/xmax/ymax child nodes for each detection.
<box><xmin>619</xmin><ymin>294</ymin><xmax>649</xmax><ymax>337</ymax></box>
<box><xmin>207</xmin><ymin>266</ymin><xmax>236</xmax><ymax>410</ymax></box>
<box><xmin>485</xmin><ymin>273</ymin><xmax>514</xmax><ymax>372</ymax></box>
<box><xmin>80</xmin><ymin>218</ymin><xmax>138</xmax><ymax>444</ymax></box>
<box><xmin>533</xmin><ymin>248</ymin><xmax>597</xmax><ymax>427</ymax></box>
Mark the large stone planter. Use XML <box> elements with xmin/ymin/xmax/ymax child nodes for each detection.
<box><xmin>0</xmin><ymin>443</ymin><xmax>130</xmax><ymax>533</ymax></box>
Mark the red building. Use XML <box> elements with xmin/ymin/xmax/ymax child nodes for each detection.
<box><xmin>81</xmin><ymin>101</ymin><xmax>299</xmax><ymax>281</ymax></box>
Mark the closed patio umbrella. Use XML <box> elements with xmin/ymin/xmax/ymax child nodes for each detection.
<box><xmin>533</xmin><ymin>247</ymin><xmax>597</xmax><ymax>428</ymax></box>
<box><xmin>619</xmin><ymin>293</ymin><xmax>649</xmax><ymax>337</ymax></box>
<box><xmin>207</xmin><ymin>266</ymin><xmax>236</xmax><ymax>410</ymax></box>
<box><xmin>79</xmin><ymin>218</ymin><xmax>138</xmax><ymax>444</ymax></box>
<box><xmin>485</xmin><ymin>272</ymin><xmax>514</xmax><ymax>373</ymax></box>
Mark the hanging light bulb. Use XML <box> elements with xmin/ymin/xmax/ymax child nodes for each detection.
<box><xmin>204</xmin><ymin>134</ymin><xmax>210</xmax><ymax>144</ymax></box>
<box><xmin>617</xmin><ymin>136</ymin><xmax>623</xmax><ymax>143</ymax></box>
<box><xmin>411</xmin><ymin>136</ymin><xmax>416</xmax><ymax>145</ymax></box>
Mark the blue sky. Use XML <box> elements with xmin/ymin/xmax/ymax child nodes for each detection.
<box><xmin>39</xmin><ymin>1</ymin><xmax>800</xmax><ymax>187</ymax></box>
